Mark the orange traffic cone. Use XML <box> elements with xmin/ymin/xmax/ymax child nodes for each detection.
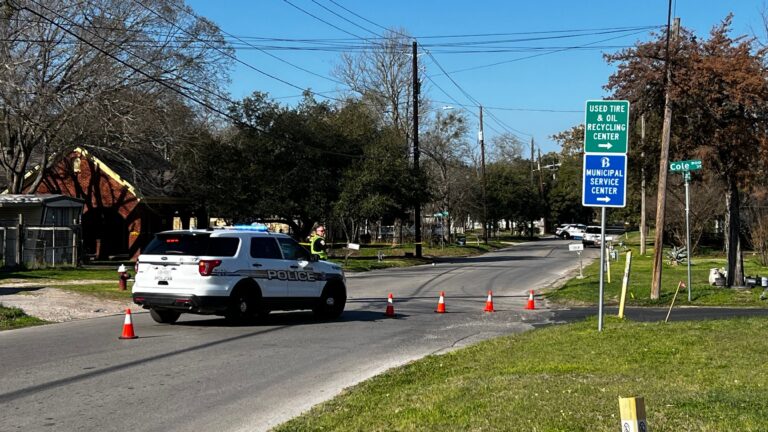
<box><xmin>484</xmin><ymin>290</ymin><xmax>495</xmax><ymax>312</ymax></box>
<box><xmin>384</xmin><ymin>293</ymin><xmax>395</xmax><ymax>317</ymax></box>
<box><xmin>435</xmin><ymin>291</ymin><xmax>446</xmax><ymax>313</ymax></box>
<box><xmin>525</xmin><ymin>290</ymin><xmax>536</xmax><ymax>310</ymax></box>
<box><xmin>119</xmin><ymin>308</ymin><xmax>138</xmax><ymax>339</ymax></box>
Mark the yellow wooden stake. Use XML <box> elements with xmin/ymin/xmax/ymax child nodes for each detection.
<box><xmin>619</xmin><ymin>396</ymin><xmax>648</xmax><ymax>432</ymax></box>
<box><xmin>618</xmin><ymin>251</ymin><xmax>632</xmax><ymax>318</ymax></box>
<box><xmin>605</xmin><ymin>244</ymin><xmax>611</xmax><ymax>283</ymax></box>
<box><xmin>665</xmin><ymin>280</ymin><xmax>684</xmax><ymax>323</ymax></box>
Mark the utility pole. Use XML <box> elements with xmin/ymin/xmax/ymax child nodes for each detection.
<box><xmin>651</xmin><ymin>11</ymin><xmax>679</xmax><ymax>299</ymax></box>
<box><xmin>640</xmin><ymin>114</ymin><xmax>647</xmax><ymax>256</ymax></box>
<box><xmin>530</xmin><ymin>138</ymin><xmax>535</xmax><ymax>185</ymax></box>
<box><xmin>479</xmin><ymin>105</ymin><xmax>487</xmax><ymax>244</ymax></box>
<box><xmin>537</xmin><ymin>148</ymin><xmax>544</xmax><ymax>195</ymax></box>
<box><xmin>412</xmin><ymin>41</ymin><xmax>422</xmax><ymax>258</ymax></box>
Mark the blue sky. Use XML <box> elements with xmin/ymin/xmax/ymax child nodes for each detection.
<box><xmin>185</xmin><ymin>0</ymin><xmax>765</xmax><ymax>155</ymax></box>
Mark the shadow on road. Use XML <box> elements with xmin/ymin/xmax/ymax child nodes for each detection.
<box><xmin>175</xmin><ymin>309</ymin><xmax>396</xmax><ymax>327</ymax></box>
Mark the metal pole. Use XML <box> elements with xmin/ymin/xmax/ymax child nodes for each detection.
<box><xmin>599</xmin><ymin>206</ymin><xmax>606</xmax><ymax>332</ymax></box>
<box><xmin>685</xmin><ymin>171</ymin><xmax>692</xmax><ymax>301</ymax></box>
<box><xmin>52</xmin><ymin>227</ymin><xmax>56</xmax><ymax>268</ymax></box>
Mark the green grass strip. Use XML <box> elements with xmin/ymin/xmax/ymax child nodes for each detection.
<box><xmin>0</xmin><ymin>305</ymin><xmax>48</xmax><ymax>330</ymax></box>
<box><xmin>276</xmin><ymin>317</ymin><xmax>768</xmax><ymax>431</ymax></box>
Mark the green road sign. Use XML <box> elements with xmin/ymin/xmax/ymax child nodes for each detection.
<box><xmin>669</xmin><ymin>159</ymin><xmax>702</xmax><ymax>172</ymax></box>
<box><xmin>584</xmin><ymin>100</ymin><xmax>630</xmax><ymax>153</ymax></box>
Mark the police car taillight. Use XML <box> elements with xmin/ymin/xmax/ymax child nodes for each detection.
<box><xmin>198</xmin><ymin>259</ymin><xmax>222</xmax><ymax>276</ymax></box>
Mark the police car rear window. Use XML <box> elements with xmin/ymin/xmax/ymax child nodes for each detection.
<box><xmin>143</xmin><ymin>233</ymin><xmax>240</xmax><ymax>257</ymax></box>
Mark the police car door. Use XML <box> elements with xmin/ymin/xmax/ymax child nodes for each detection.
<box><xmin>277</xmin><ymin>237</ymin><xmax>322</xmax><ymax>298</ymax></box>
<box><xmin>248</xmin><ymin>236</ymin><xmax>289</xmax><ymax>298</ymax></box>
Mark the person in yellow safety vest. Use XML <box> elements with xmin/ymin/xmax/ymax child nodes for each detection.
<box><xmin>309</xmin><ymin>225</ymin><xmax>328</xmax><ymax>260</ymax></box>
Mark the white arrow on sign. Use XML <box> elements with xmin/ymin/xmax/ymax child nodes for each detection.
<box><xmin>597</xmin><ymin>197</ymin><xmax>611</xmax><ymax>203</ymax></box>
<box><xmin>597</xmin><ymin>143</ymin><xmax>613</xmax><ymax>150</ymax></box>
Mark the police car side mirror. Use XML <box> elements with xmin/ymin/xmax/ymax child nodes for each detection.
<box><xmin>309</xmin><ymin>254</ymin><xmax>320</xmax><ymax>262</ymax></box>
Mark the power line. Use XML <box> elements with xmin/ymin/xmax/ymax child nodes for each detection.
<box><xmin>325</xmin><ymin>0</ymin><xmax>391</xmax><ymax>33</ymax></box>
<box><xmin>421</xmin><ymin>45</ymin><xmax>532</xmax><ymax>139</ymax></box>
<box><xmin>155</xmin><ymin>0</ymin><xmax>347</xmax><ymax>87</ymax></box>
<box><xmin>281</xmin><ymin>0</ymin><xmax>368</xmax><ymax>41</ymax></box>
<box><xmin>432</xmin><ymin>100</ymin><xmax>581</xmax><ymax>113</ymax></box>
<box><xmin>435</xmin><ymin>28</ymin><xmax>653</xmax><ymax>76</ymax></box>
<box><xmin>130</xmin><ymin>0</ymin><xmax>347</xmax><ymax>102</ymax></box>
<box><xmin>310</xmin><ymin>1</ymin><xmax>528</xmax><ymax>141</ymax></box>
<box><xmin>309</xmin><ymin>0</ymin><xmax>381</xmax><ymax>38</ymax></box>
<box><xmin>17</xmin><ymin>0</ymin><xmax>368</xmax><ymax>160</ymax></box>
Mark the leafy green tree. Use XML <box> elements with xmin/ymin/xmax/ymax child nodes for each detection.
<box><xmin>485</xmin><ymin>158</ymin><xmax>545</xmax><ymax>237</ymax></box>
<box><xmin>333</xmin><ymin>102</ymin><xmax>424</xmax><ymax>242</ymax></box>
<box><xmin>184</xmin><ymin>93</ymin><xmax>357</xmax><ymax>239</ymax></box>
<box><xmin>605</xmin><ymin>16</ymin><xmax>768</xmax><ymax>286</ymax></box>
<box><xmin>549</xmin><ymin>125</ymin><xmax>593</xmax><ymax>224</ymax></box>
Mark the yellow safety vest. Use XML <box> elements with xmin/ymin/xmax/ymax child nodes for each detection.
<box><xmin>309</xmin><ymin>234</ymin><xmax>328</xmax><ymax>259</ymax></box>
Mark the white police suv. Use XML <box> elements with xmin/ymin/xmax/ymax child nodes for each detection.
<box><xmin>132</xmin><ymin>226</ymin><xmax>346</xmax><ymax>324</ymax></box>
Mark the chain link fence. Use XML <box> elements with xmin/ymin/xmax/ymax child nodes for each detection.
<box><xmin>0</xmin><ymin>224</ymin><xmax>80</xmax><ymax>268</ymax></box>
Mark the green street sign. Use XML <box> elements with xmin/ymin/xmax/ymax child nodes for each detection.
<box><xmin>584</xmin><ymin>100</ymin><xmax>630</xmax><ymax>154</ymax></box>
<box><xmin>669</xmin><ymin>159</ymin><xmax>702</xmax><ymax>172</ymax></box>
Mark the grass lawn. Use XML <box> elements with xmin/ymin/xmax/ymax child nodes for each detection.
<box><xmin>548</xmin><ymin>232</ymin><xmax>768</xmax><ymax>307</ymax></box>
<box><xmin>275</xmin><ymin>316</ymin><xmax>768</xmax><ymax>431</ymax></box>
<box><xmin>0</xmin><ymin>267</ymin><xmax>134</xmax><ymax>301</ymax></box>
<box><xmin>329</xmin><ymin>240</ymin><xmax>510</xmax><ymax>272</ymax></box>
<box><xmin>0</xmin><ymin>305</ymin><xmax>48</xmax><ymax>330</ymax></box>
<box><xmin>275</xmin><ymin>232</ymin><xmax>768</xmax><ymax>430</ymax></box>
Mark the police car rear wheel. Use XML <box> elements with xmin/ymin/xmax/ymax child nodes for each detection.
<box><xmin>225</xmin><ymin>287</ymin><xmax>257</xmax><ymax>324</ymax></box>
<box><xmin>149</xmin><ymin>308</ymin><xmax>181</xmax><ymax>324</ymax></box>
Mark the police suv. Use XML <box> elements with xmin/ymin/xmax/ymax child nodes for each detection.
<box><xmin>132</xmin><ymin>226</ymin><xmax>346</xmax><ymax>324</ymax></box>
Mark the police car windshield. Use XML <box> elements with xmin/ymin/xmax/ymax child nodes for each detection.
<box><xmin>144</xmin><ymin>233</ymin><xmax>239</xmax><ymax>257</ymax></box>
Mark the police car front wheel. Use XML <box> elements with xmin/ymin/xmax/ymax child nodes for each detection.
<box><xmin>313</xmin><ymin>283</ymin><xmax>346</xmax><ymax>320</ymax></box>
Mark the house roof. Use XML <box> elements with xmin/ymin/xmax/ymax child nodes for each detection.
<box><xmin>76</xmin><ymin>147</ymin><xmax>181</xmax><ymax>198</ymax></box>
<box><xmin>0</xmin><ymin>194</ymin><xmax>84</xmax><ymax>208</ymax></box>
<box><xmin>5</xmin><ymin>145</ymin><xmax>189</xmax><ymax>203</ymax></box>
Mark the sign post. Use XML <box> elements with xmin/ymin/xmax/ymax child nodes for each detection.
<box><xmin>670</xmin><ymin>159</ymin><xmax>701</xmax><ymax>301</ymax></box>
<box><xmin>569</xmin><ymin>242</ymin><xmax>585</xmax><ymax>278</ymax></box>
<box><xmin>583</xmin><ymin>100</ymin><xmax>630</xmax><ymax>332</ymax></box>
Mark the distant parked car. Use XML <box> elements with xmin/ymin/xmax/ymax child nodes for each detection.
<box><xmin>554</xmin><ymin>224</ymin><xmax>569</xmax><ymax>237</ymax></box>
<box><xmin>557</xmin><ymin>224</ymin><xmax>586</xmax><ymax>240</ymax></box>
<box><xmin>582</xmin><ymin>226</ymin><xmax>602</xmax><ymax>246</ymax></box>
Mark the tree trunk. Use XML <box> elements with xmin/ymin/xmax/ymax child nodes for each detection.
<box><xmin>724</xmin><ymin>176</ymin><xmax>744</xmax><ymax>287</ymax></box>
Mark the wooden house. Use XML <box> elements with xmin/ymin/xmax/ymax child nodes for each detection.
<box><xmin>20</xmin><ymin>147</ymin><xmax>204</xmax><ymax>261</ymax></box>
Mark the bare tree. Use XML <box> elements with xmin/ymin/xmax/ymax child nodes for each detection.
<box><xmin>422</xmin><ymin>109</ymin><xmax>472</xmax><ymax>241</ymax></box>
<box><xmin>0</xmin><ymin>0</ymin><xmax>231</xmax><ymax>193</ymax></box>
<box><xmin>489</xmin><ymin>132</ymin><xmax>524</xmax><ymax>162</ymax></box>
<box><xmin>334</xmin><ymin>28</ymin><xmax>429</xmax><ymax>153</ymax></box>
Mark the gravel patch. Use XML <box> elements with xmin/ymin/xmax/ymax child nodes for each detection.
<box><xmin>0</xmin><ymin>285</ymin><xmax>135</xmax><ymax>322</ymax></box>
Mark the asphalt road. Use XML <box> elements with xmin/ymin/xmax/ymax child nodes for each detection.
<box><xmin>0</xmin><ymin>239</ymin><xmax>596</xmax><ymax>431</ymax></box>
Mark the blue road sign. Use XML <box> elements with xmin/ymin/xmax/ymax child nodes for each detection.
<box><xmin>582</xmin><ymin>154</ymin><xmax>627</xmax><ymax>208</ymax></box>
